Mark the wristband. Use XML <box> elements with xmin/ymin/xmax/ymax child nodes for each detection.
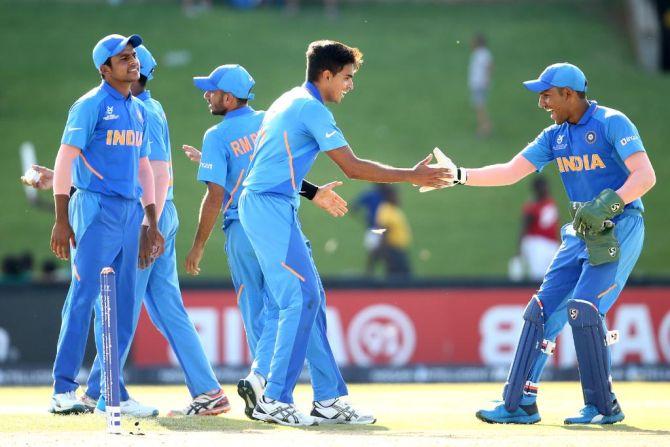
<box><xmin>299</xmin><ymin>180</ymin><xmax>319</xmax><ymax>200</ymax></box>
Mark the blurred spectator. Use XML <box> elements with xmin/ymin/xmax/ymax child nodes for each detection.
<box><xmin>2</xmin><ymin>253</ymin><xmax>35</xmax><ymax>283</ymax></box>
<box><xmin>375</xmin><ymin>185</ymin><xmax>412</xmax><ymax>278</ymax></box>
<box><xmin>284</xmin><ymin>0</ymin><xmax>338</xmax><ymax>19</ymax></box>
<box><xmin>39</xmin><ymin>260</ymin><xmax>59</xmax><ymax>284</ymax></box>
<box><xmin>513</xmin><ymin>176</ymin><xmax>560</xmax><ymax>281</ymax></box>
<box><xmin>352</xmin><ymin>184</ymin><xmax>386</xmax><ymax>275</ymax></box>
<box><xmin>468</xmin><ymin>33</ymin><xmax>493</xmax><ymax>138</ymax></box>
<box><xmin>183</xmin><ymin>0</ymin><xmax>212</xmax><ymax>16</ymax></box>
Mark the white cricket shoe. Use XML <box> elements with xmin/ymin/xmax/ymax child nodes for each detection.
<box><xmin>237</xmin><ymin>371</ymin><xmax>266</xmax><ymax>420</ymax></box>
<box><xmin>79</xmin><ymin>394</ymin><xmax>97</xmax><ymax>413</ymax></box>
<box><xmin>94</xmin><ymin>397</ymin><xmax>159</xmax><ymax>417</ymax></box>
<box><xmin>252</xmin><ymin>396</ymin><xmax>318</xmax><ymax>426</ymax></box>
<box><xmin>167</xmin><ymin>389</ymin><xmax>231</xmax><ymax>416</ymax></box>
<box><xmin>49</xmin><ymin>391</ymin><xmax>86</xmax><ymax>414</ymax></box>
<box><xmin>311</xmin><ymin>398</ymin><xmax>376</xmax><ymax>424</ymax></box>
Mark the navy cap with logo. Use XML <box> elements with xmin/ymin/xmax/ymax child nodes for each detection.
<box><xmin>135</xmin><ymin>45</ymin><xmax>157</xmax><ymax>80</ymax></box>
<box><xmin>523</xmin><ymin>63</ymin><xmax>588</xmax><ymax>93</ymax></box>
<box><xmin>92</xmin><ymin>34</ymin><xmax>143</xmax><ymax>70</ymax></box>
<box><xmin>192</xmin><ymin>64</ymin><xmax>255</xmax><ymax>100</ymax></box>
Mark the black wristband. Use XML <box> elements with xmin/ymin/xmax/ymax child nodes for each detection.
<box><xmin>299</xmin><ymin>180</ymin><xmax>319</xmax><ymax>200</ymax></box>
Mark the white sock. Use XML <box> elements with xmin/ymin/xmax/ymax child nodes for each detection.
<box><xmin>253</xmin><ymin>371</ymin><xmax>267</xmax><ymax>388</ymax></box>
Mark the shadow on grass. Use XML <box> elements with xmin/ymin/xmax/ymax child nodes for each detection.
<box><xmin>157</xmin><ymin>416</ymin><xmax>389</xmax><ymax>433</ymax></box>
<box><xmin>558</xmin><ymin>424</ymin><xmax>670</xmax><ymax>436</ymax></box>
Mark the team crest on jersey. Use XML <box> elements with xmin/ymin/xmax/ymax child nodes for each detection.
<box><xmin>569</xmin><ymin>308</ymin><xmax>579</xmax><ymax>320</ymax></box>
<box><xmin>585</xmin><ymin>131</ymin><xmax>597</xmax><ymax>144</ymax></box>
<box><xmin>553</xmin><ymin>134</ymin><xmax>567</xmax><ymax>150</ymax></box>
<box><xmin>103</xmin><ymin>106</ymin><xmax>119</xmax><ymax>121</ymax></box>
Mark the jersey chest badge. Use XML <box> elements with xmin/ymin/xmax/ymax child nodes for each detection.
<box><xmin>585</xmin><ymin>131</ymin><xmax>597</xmax><ymax>144</ymax></box>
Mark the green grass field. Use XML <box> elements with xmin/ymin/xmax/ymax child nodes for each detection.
<box><xmin>1</xmin><ymin>383</ymin><xmax>669</xmax><ymax>446</ymax></box>
<box><xmin>2</xmin><ymin>0</ymin><xmax>669</xmax><ymax>279</ymax></box>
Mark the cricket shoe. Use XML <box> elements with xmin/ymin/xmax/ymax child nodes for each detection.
<box><xmin>476</xmin><ymin>401</ymin><xmax>541</xmax><ymax>424</ymax></box>
<box><xmin>564</xmin><ymin>400</ymin><xmax>625</xmax><ymax>425</ymax></box>
<box><xmin>311</xmin><ymin>398</ymin><xmax>376</xmax><ymax>424</ymax></box>
<box><xmin>167</xmin><ymin>389</ymin><xmax>231</xmax><ymax>416</ymax></box>
<box><xmin>95</xmin><ymin>396</ymin><xmax>159</xmax><ymax>417</ymax></box>
<box><xmin>48</xmin><ymin>391</ymin><xmax>86</xmax><ymax>415</ymax></box>
<box><xmin>252</xmin><ymin>396</ymin><xmax>318</xmax><ymax>427</ymax></box>
<box><xmin>79</xmin><ymin>394</ymin><xmax>97</xmax><ymax>413</ymax></box>
<box><xmin>237</xmin><ymin>371</ymin><xmax>266</xmax><ymax>420</ymax></box>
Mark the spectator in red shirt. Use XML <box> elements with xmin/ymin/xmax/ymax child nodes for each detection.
<box><xmin>518</xmin><ymin>176</ymin><xmax>560</xmax><ymax>281</ymax></box>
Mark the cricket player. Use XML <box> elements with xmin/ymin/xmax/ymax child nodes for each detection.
<box><xmin>182</xmin><ymin>64</ymin><xmax>349</xmax><ymax>421</ymax></box>
<box><xmin>238</xmin><ymin>40</ymin><xmax>451</xmax><ymax>426</ymax></box>
<box><xmin>49</xmin><ymin>34</ymin><xmax>165</xmax><ymax>414</ymax></box>
<box><xmin>430</xmin><ymin>63</ymin><xmax>655</xmax><ymax>424</ymax></box>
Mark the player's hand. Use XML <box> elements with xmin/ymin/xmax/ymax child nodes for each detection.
<box><xmin>312</xmin><ymin>181</ymin><xmax>348</xmax><ymax>217</ymax></box>
<box><xmin>419</xmin><ymin>148</ymin><xmax>466</xmax><ymax>192</ymax></box>
<box><xmin>185</xmin><ymin>245</ymin><xmax>204</xmax><ymax>275</ymax></box>
<box><xmin>572</xmin><ymin>189</ymin><xmax>624</xmax><ymax>236</ymax></box>
<box><xmin>139</xmin><ymin>225</ymin><xmax>165</xmax><ymax>269</ymax></box>
<box><xmin>409</xmin><ymin>153</ymin><xmax>453</xmax><ymax>189</ymax></box>
<box><xmin>50</xmin><ymin>220</ymin><xmax>75</xmax><ymax>260</ymax></box>
<box><xmin>21</xmin><ymin>165</ymin><xmax>54</xmax><ymax>190</ymax></box>
<box><xmin>181</xmin><ymin>145</ymin><xmax>202</xmax><ymax>163</ymax></box>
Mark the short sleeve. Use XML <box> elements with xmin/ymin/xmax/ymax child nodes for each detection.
<box><xmin>301</xmin><ymin>101</ymin><xmax>348</xmax><ymax>151</ymax></box>
<box><xmin>147</xmin><ymin>111</ymin><xmax>168</xmax><ymax>162</ymax></box>
<box><xmin>197</xmin><ymin>128</ymin><xmax>228</xmax><ymax>188</ymax></box>
<box><xmin>61</xmin><ymin>99</ymin><xmax>97</xmax><ymax>150</ymax></box>
<box><xmin>521</xmin><ymin>127</ymin><xmax>554</xmax><ymax>172</ymax></box>
<box><xmin>606</xmin><ymin>113</ymin><xmax>645</xmax><ymax>160</ymax></box>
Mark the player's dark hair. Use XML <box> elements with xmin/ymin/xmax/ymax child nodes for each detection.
<box><xmin>306</xmin><ymin>40</ymin><xmax>364</xmax><ymax>83</ymax></box>
<box><xmin>138</xmin><ymin>74</ymin><xmax>148</xmax><ymax>88</ymax></box>
<box><xmin>557</xmin><ymin>87</ymin><xmax>586</xmax><ymax>99</ymax></box>
<box><xmin>234</xmin><ymin>97</ymin><xmax>248</xmax><ymax>106</ymax></box>
<box><xmin>100</xmin><ymin>57</ymin><xmax>112</xmax><ymax>80</ymax></box>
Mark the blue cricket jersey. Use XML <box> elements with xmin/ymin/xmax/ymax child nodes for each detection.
<box><xmin>136</xmin><ymin>90</ymin><xmax>173</xmax><ymax>201</ymax></box>
<box><xmin>61</xmin><ymin>81</ymin><xmax>149</xmax><ymax>200</ymax></box>
<box><xmin>243</xmin><ymin>82</ymin><xmax>348</xmax><ymax>198</ymax></box>
<box><xmin>197</xmin><ymin>106</ymin><xmax>265</xmax><ymax>223</ymax></box>
<box><xmin>522</xmin><ymin>101</ymin><xmax>646</xmax><ymax>211</ymax></box>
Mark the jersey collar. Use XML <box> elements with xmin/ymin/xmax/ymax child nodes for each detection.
<box><xmin>224</xmin><ymin>105</ymin><xmax>254</xmax><ymax>120</ymax></box>
<box><xmin>575</xmin><ymin>100</ymin><xmax>598</xmax><ymax>126</ymax></box>
<box><xmin>303</xmin><ymin>82</ymin><xmax>324</xmax><ymax>103</ymax></box>
<box><xmin>101</xmin><ymin>81</ymin><xmax>132</xmax><ymax>101</ymax></box>
<box><xmin>136</xmin><ymin>90</ymin><xmax>151</xmax><ymax>101</ymax></box>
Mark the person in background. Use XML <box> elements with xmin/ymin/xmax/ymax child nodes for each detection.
<box><xmin>468</xmin><ymin>33</ymin><xmax>493</xmax><ymax>138</ymax></box>
<box><xmin>375</xmin><ymin>185</ymin><xmax>412</xmax><ymax>278</ymax></box>
<box><xmin>519</xmin><ymin>176</ymin><xmax>560</xmax><ymax>281</ymax></box>
<box><xmin>351</xmin><ymin>184</ymin><xmax>385</xmax><ymax>275</ymax></box>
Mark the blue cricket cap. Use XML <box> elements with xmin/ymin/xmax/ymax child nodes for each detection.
<box><xmin>136</xmin><ymin>45</ymin><xmax>157</xmax><ymax>80</ymax></box>
<box><xmin>193</xmin><ymin>64</ymin><xmax>255</xmax><ymax>100</ymax></box>
<box><xmin>523</xmin><ymin>63</ymin><xmax>588</xmax><ymax>93</ymax></box>
<box><xmin>92</xmin><ymin>34</ymin><xmax>143</xmax><ymax>70</ymax></box>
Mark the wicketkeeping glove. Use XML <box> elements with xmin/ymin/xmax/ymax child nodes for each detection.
<box><xmin>419</xmin><ymin>147</ymin><xmax>467</xmax><ymax>193</ymax></box>
<box><xmin>572</xmin><ymin>189</ymin><xmax>624</xmax><ymax>235</ymax></box>
<box><xmin>582</xmin><ymin>221</ymin><xmax>620</xmax><ymax>265</ymax></box>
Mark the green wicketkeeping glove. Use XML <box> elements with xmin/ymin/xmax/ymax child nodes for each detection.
<box><xmin>583</xmin><ymin>222</ymin><xmax>620</xmax><ymax>265</ymax></box>
<box><xmin>572</xmin><ymin>189</ymin><xmax>624</xmax><ymax>235</ymax></box>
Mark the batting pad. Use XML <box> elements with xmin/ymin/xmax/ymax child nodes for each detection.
<box><xmin>567</xmin><ymin>299</ymin><xmax>614</xmax><ymax>416</ymax></box>
<box><xmin>503</xmin><ymin>295</ymin><xmax>545</xmax><ymax>412</ymax></box>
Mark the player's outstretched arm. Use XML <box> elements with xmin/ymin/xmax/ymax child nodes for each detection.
<box><xmin>326</xmin><ymin>145</ymin><xmax>452</xmax><ymax>188</ymax></box>
<box><xmin>50</xmin><ymin>144</ymin><xmax>79</xmax><ymax>260</ymax></box>
<box><xmin>459</xmin><ymin>153</ymin><xmax>537</xmax><ymax>187</ymax></box>
<box><xmin>186</xmin><ymin>182</ymin><xmax>225</xmax><ymax>275</ymax></box>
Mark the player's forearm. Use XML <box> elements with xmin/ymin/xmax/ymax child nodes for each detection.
<box><xmin>150</xmin><ymin>160</ymin><xmax>171</xmax><ymax>222</ymax></box>
<box><xmin>192</xmin><ymin>189</ymin><xmax>223</xmax><ymax>249</ymax></box>
<box><xmin>52</xmin><ymin>144</ymin><xmax>79</xmax><ymax>196</ymax></box>
<box><xmin>53</xmin><ymin>194</ymin><xmax>70</xmax><ymax>224</ymax></box>
<box><xmin>138</xmin><ymin>157</ymin><xmax>156</xmax><ymax>208</ymax></box>
<box><xmin>616</xmin><ymin>165</ymin><xmax>656</xmax><ymax>204</ymax></box>
<box><xmin>342</xmin><ymin>158</ymin><xmax>413</xmax><ymax>183</ymax></box>
<box><xmin>464</xmin><ymin>154</ymin><xmax>536</xmax><ymax>187</ymax></box>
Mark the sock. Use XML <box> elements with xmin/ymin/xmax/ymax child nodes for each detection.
<box><xmin>316</xmin><ymin>398</ymin><xmax>337</xmax><ymax>407</ymax></box>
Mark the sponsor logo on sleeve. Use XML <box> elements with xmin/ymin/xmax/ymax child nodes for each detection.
<box><xmin>620</xmin><ymin>135</ymin><xmax>639</xmax><ymax>146</ymax></box>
